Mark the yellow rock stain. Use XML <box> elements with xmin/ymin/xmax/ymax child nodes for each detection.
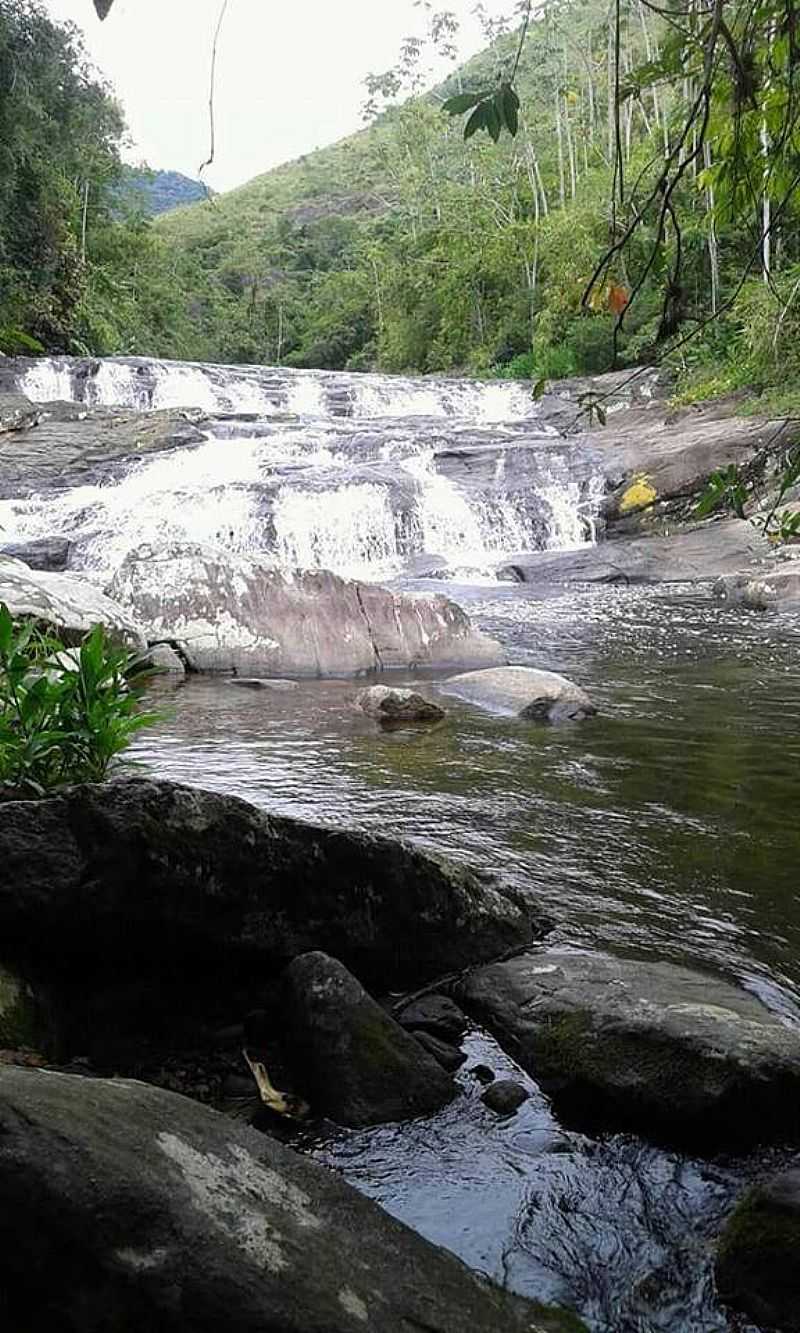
<box><xmin>619</xmin><ymin>475</ymin><xmax>657</xmax><ymax>513</ymax></box>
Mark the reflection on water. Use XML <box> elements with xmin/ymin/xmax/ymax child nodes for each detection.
<box><xmin>131</xmin><ymin>582</ymin><xmax>800</xmax><ymax>1332</ymax></box>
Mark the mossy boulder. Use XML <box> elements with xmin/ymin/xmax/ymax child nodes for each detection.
<box><xmin>458</xmin><ymin>949</ymin><xmax>800</xmax><ymax>1147</ymax></box>
<box><xmin>715</xmin><ymin>1169</ymin><xmax>800</xmax><ymax>1331</ymax></box>
<box><xmin>0</xmin><ymin>965</ymin><xmax>44</xmax><ymax>1050</ymax></box>
<box><xmin>0</xmin><ymin>778</ymin><xmax>537</xmax><ymax>992</ymax></box>
<box><xmin>282</xmin><ymin>952</ymin><xmax>457</xmax><ymax>1126</ymax></box>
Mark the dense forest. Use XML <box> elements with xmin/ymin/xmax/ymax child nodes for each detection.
<box><xmin>3</xmin><ymin>0</ymin><xmax>800</xmax><ymax>410</ymax></box>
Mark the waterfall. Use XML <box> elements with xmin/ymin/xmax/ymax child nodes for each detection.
<box><xmin>6</xmin><ymin>355</ymin><xmax>603</xmax><ymax>582</ymax></box>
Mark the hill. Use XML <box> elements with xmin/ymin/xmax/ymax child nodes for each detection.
<box><xmin>117</xmin><ymin>168</ymin><xmax>209</xmax><ymax>218</ymax></box>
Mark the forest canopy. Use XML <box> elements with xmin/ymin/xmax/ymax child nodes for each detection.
<box><xmin>6</xmin><ymin>0</ymin><xmax>800</xmax><ymax>410</ymax></box>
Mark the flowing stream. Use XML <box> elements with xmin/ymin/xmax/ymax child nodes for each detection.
<box><xmin>7</xmin><ymin>355</ymin><xmax>800</xmax><ymax>1333</ymax></box>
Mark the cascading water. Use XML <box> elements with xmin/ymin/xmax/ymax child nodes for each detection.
<box><xmin>3</xmin><ymin>355</ymin><xmax>603</xmax><ymax>582</ymax></box>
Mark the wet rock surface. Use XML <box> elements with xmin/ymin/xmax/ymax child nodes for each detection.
<box><xmin>716</xmin><ymin>1168</ymin><xmax>800</xmax><ymax>1331</ymax></box>
<box><xmin>0</xmin><ymin>1065</ymin><xmax>578</xmax><ymax>1333</ymax></box>
<box><xmin>500</xmin><ymin>519</ymin><xmax>770</xmax><ymax>585</ymax></box>
<box><xmin>0</xmin><ymin>536</ymin><xmax>71</xmax><ymax>571</ymax></box>
<box><xmin>714</xmin><ymin>564</ymin><xmax>800</xmax><ymax>609</ymax></box>
<box><xmin>459</xmin><ymin>948</ymin><xmax>800</xmax><ymax>1147</ymax></box>
<box><xmin>0</xmin><ymin>555</ymin><xmax>146</xmax><ymax>649</ymax></box>
<box><xmin>440</xmin><ymin>666</ymin><xmax>596</xmax><ymax>722</ymax></box>
<box><xmin>357</xmin><ymin>683</ymin><xmax>446</xmax><ymax>723</ymax></box>
<box><xmin>395</xmin><ymin>993</ymin><xmax>468</xmax><ymax>1043</ymax></box>
<box><xmin>107</xmin><ymin>546</ymin><xmax>506</xmax><ymax>677</ymax></box>
<box><xmin>0</xmin><ymin>403</ymin><xmax>207</xmax><ymax>498</ymax></box>
<box><xmin>481</xmin><ymin>1078</ymin><xmax>530</xmax><ymax>1116</ymax></box>
<box><xmin>0</xmin><ymin>778</ymin><xmax>537</xmax><ymax>991</ymax></box>
<box><xmin>283</xmin><ymin>952</ymin><xmax>457</xmax><ymax>1126</ymax></box>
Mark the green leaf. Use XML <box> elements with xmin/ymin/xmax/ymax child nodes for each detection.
<box><xmin>93</xmin><ymin>0</ymin><xmax>115</xmax><ymax>16</ymax></box>
<box><xmin>442</xmin><ymin>91</ymin><xmax>488</xmax><ymax>115</ymax></box>
<box><xmin>485</xmin><ymin>100</ymin><xmax>502</xmax><ymax>143</ymax></box>
<box><xmin>532</xmin><ymin>377</ymin><xmax>547</xmax><ymax>400</ymax></box>
<box><xmin>502</xmin><ymin>85</ymin><xmax>520</xmax><ymax>137</ymax></box>
<box><xmin>464</xmin><ymin>103</ymin><xmax>488</xmax><ymax>140</ymax></box>
<box><xmin>595</xmin><ymin>405</ymin><xmax>607</xmax><ymax>427</ymax></box>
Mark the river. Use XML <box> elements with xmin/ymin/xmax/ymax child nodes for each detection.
<box><xmin>6</xmin><ymin>354</ymin><xmax>800</xmax><ymax>1332</ymax></box>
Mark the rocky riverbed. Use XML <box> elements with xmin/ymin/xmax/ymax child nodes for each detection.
<box><xmin>1</xmin><ymin>355</ymin><xmax>800</xmax><ymax>1332</ymax></box>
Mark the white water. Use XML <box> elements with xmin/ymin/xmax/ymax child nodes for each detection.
<box><xmin>7</xmin><ymin>356</ymin><xmax>602</xmax><ymax>582</ymax></box>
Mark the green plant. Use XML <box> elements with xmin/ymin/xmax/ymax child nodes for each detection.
<box><xmin>695</xmin><ymin>465</ymin><xmax>749</xmax><ymax>520</ymax></box>
<box><xmin>0</xmin><ymin>607</ymin><xmax>156</xmax><ymax>796</ymax></box>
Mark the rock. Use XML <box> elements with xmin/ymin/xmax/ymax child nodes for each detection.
<box><xmin>715</xmin><ymin>1169</ymin><xmax>800</xmax><ymax>1331</ymax></box>
<box><xmin>106</xmin><ymin>546</ymin><xmax>505</xmax><ymax>677</ymax></box>
<box><xmin>0</xmin><ymin>555</ymin><xmax>146</xmax><ymax>650</ymax></box>
<box><xmin>440</xmin><ymin>666</ymin><xmax>596</xmax><ymax>723</ymax></box>
<box><xmin>147</xmin><ymin>642</ymin><xmax>186</xmax><ymax>673</ymax></box>
<box><xmin>229</xmin><ymin>677</ymin><xmax>298</xmax><ymax>690</ymax></box>
<box><xmin>0</xmin><ymin>404</ymin><xmax>207</xmax><ymax>498</ymax></box>
<box><xmin>395</xmin><ymin>993</ymin><xmax>468</xmax><ymax>1043</ymax></box>
<box><xmin>412</xmin><ymin>1031</ymin><xmax>466</xmax><ymax>1072</ymax></box>
<box><xmin>0</xmin><ymin>778</ymin><xmax>536</xmax><ymax>991</ymax></box>
<box><xmin>458</xmin><ymin>949</ymin><xmax>800</xmax><ymax>1147</ymax></box>
<box><xmin>0</xmin><ymin>391</ymin><xmax>39</xmax><ymax>434</ymax></box>
<box><xmin>588</xmin><ymin>402</ymin><xmax>798</xmax><ymax>526</ymax></box>
<box><xmin>283</xmin><ymin>952</ymin><xmax>456</xmax><ymax>1126</ymax></box>
<box><xmin>714</xmin><ymin>566</ymin><xmax>800</xmax><ymax>610</ymax></box>
<box><xmin>481</xmin><ymin>1079</ymin><xmax>530</xmax><ymax>1116</ymax></box>
<box><xmin>471</xmin><ymin>1064</ymin><xmax>496</xmax><ymax>1085</ymax></box>
<box><xmin>357</xmin><ymin>684</ymin><xmax>446</xmax><ymax>724</ymax></box>
<box><xmin>0</xmin><ymin>965</ymin><xmax>43</xmax><ymax>1050</ymax></box>
<box><xmin>0</xmin><ymin>537</ymin><xmax>71</xmax><ymax>571</ymax></box>
<box><xmin>0</xmin><ymin>1065</ymin><xmax>584</xmax><ymax>1333</ymax></box>
<box><xmin>499</xmin><ymin>519</ymin><xmax>770</xmax><ymax>586</ymax></box>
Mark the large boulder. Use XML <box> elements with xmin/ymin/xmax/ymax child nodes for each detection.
<box><xmin>0</xmin><ymin>555</ymin><xmax>145</xmax><ymax>649</ymax></box>
<box><xmin>458</xmin><ymin>949</ymin><xmax>800</xmax><ymax>1148</ymax></box>
<box><xmin>0</xmin><ymin>1066</ymin><xmax>584</xmax><ymax>1333</ymax></box>
<box><xmin>714</xmin><ymin>565</ymin><xmax>800</xmax><ymax>610</ymax></box>
<box><xmin>439</xmin><ymin>666</ymin><xmax>596</xmax><ymax>723</ymax></box>
<box><xmin>715</xmin><ymin>1169</ymin><xmax>800</xmax><ymax>1332</ymax></box>
<box><xmin>587</xmin><ymin>401</ymin><xmax>798</xmax><ymax>526</ymax></box>
<box><xmin>0</xmin><ymin>778</ymin><xmax>536</xmax><ymax>990</ymax></box>
<box><xmin>282</xmin><ymin>952</ymin><xmax>457</xmax><ymax>1126</ymax></box>
<box><xmin>499</xmin><ymin>519</ymin><xmax>770</xmax><ymax>585</ymax></box>
<box><xmin>106</xmin><ymin>545</ymin><xmax>505</xmax><ymax>676</ymax></box>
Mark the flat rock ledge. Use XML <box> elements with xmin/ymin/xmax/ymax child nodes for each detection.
<box><xmin>0</xmin><ymin>1066</ymin><xmax>584</xmax><ymax>1333</ymax></box>
<box><xmin>714</xmin><ymin>565</ymin><xmax>800</xmax><ymax>610</ymax></box>
<box><xmin>0</xmin><ymin>778</ymin><xmax>537</xmax><ymax>991</ymax></box>
<box><xmin>458</xmin><ymin>949</ymin><xmax>800</xmax><ymax>1148</ymax></box>
<box><xmin>439</xmin><ymin>667</ymin><xmax>596</xmax><ymax>723</ymax></box>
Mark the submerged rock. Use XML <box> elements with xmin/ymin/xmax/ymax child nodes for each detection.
<box><xmin>715</xmin><ymin>1169</ymin><xmax>800</xmax><ymax>1332</ymax></box>
<box><xmin>0</xmin><ymin>1065</ymin><xmax>582</xmax><ymax>1333</ymax></box>
<box><xmin>458</xmin><ymin>949</ymin><xmax>800</xmax><ymax>1147</ymax></box>
<box><xmin>440</xmin><ymin>666</ymin><xmax>596</xmax><ymax>723</ymax></box>
<box><xmin>0</xmin><ymin>778</ymin><xmax>536</xmax><ymax>991</ymax></box>
<box><xmin>283</xmin><ymin>952</ymin><xmax>456</xmax><ymax>1126</ymax></box>
<box><xmin>357</xmin><ymin>684</ymin><xmax>446</xmax><ymax>724</ymax></box>
<box><xmin>0</xmin><ymin>555</ymin><xmax>145</xmax><ymax>649</ymax></box>
<box><xmin>107</xmin><ymin>545</ymin><xmax>505</xmax><ymax>677</ymax></box>
<box><xmin>229</xmin><ymin>677</ymin><xmax>298</xmax><ymax>690</ymax></box>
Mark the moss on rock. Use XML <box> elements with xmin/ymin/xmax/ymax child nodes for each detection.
<box><xmin>0</xmin><ymin>964</ymin><xmax>43</xmax><ymax>1049</ymax></box>
<box><xmin>715</xmin><ymin>1171</ymin><xmax>800</xmax><ymax>1332</ymax></box>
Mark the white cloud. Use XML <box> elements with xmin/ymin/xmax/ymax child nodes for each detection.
<box><xmin>42</xmin><ymin>0</ymin><xmax>513</xmax><ymax>192</ymax></box>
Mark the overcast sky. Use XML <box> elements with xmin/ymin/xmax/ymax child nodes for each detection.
<box><xmin>43</xmin><ymin>0</ymin><xmax>511</xmax><ymax>193</ymax></box>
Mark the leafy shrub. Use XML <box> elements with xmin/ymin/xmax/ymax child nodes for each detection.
<box><xmin>0</xmin><ymin>607</ymin><xmax>156</xmax><ymax>796</ymax></box>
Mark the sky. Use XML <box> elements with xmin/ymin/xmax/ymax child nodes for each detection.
<box><xmin>43</xmin><ymin>0</ymin><xmax>512</xmax><ymax>194</ymax></box>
